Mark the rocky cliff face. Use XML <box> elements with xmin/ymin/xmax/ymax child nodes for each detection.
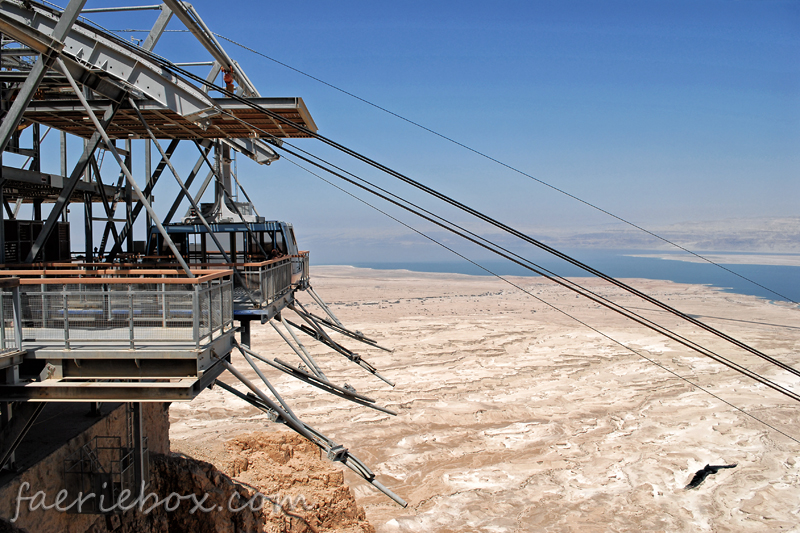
<box><xmin>0</xmin><ymin>403</ymin><xmax>171</xmax><ymax>533</ymax></box>
<box><xmin>119</xmin><ymin>431</ymin><xmax>374</xmax><ymax>533</ymax></box>
<box><xmin>2</xmin><ymin>443</ymin><xmax>373</xmax><ymax>533</ymax></box>
<box><xmin>1</xmin><ymin>401</ymin><xmax>373</xmax><ymax>533</ymax></box>
<box><xmin>115</xmin><ymin>452</ymin><xmax>324</xmax><ymax>533</ymax></box>
<box><xmin>220</xmin><ymin>432</ymin><xmax>374</xmax><ymax>533</ymax></box>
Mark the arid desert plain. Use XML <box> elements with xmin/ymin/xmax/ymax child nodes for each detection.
<box><xmin>170</xmin><ymin>266</ymin><xmax>800</xmax><ymax>532</ymax></box>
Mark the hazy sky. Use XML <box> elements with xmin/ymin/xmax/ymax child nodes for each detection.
<box><xmin>33</xmin><ymin>1</ymin><xmax>800</xmax><ymax>263</ymax></box>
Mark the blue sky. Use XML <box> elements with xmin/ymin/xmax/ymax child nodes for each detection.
<box><xmin>34</xmin><ymin>1</ymin><xmax>800</xmax><ymax>263</ymax></box>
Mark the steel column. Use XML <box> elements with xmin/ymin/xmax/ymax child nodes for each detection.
<box><xmin>55</xmin><ymin>60</ymin><xmax>194</xmax><ymax>277</ymax></box>
<box><xmin>25</xmin><ymin>103</ymin><xmax>123</xmax><ymax>263</ymax></box>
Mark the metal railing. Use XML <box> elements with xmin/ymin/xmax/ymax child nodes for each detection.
<box><xmin>239</xmin><ymin>258</ymin><xmax>292</xmax><ymax>305</ymax></box>
<box><xmin>0</xmin><ymin>269</ymin><xmax>233</xmax><ymax>349</ymax></box>
<box><xmin>293</xmin><ymin>251</ymin><xmax>310</xmax><ymax>289</ymax></box>
<box><xmin>0</xmin><ymin>278</ymin><xmax>23</xmax><ymax>353</ymax></box>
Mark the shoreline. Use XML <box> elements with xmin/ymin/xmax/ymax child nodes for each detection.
<box><xmin>312</xmin><ymin>261</ymin><xmax>800</xmax><ymax>305</ymax></box>
<box><xmin>626</xmin><ymin>252</ymin><xmax>800</xmax><ymax>267</ymax></box>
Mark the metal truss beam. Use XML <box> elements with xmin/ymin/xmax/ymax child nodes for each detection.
<box><xmin>129</xmin><ymin>98</ymin><xmax>260</xmax><ymax>303</ymax></box>
<box><xmin>88</xmin><ymin>155</ymin><xmax>123</xmax><ymax>253</ymax></box>
<box><xmin>159</xmin><ymin>0</ymin><xmax>250</xmax><ymax>92</ymax></box>
<box><xmin>25</xmin><ymin>101</ymin><xmax>122</xmax><ymax>262</ymax></box>
<box><xmin>0</xmin><ymin>0</ymin><xmax>215</xmax><ymax>118</ymax></box>
<box><xmin>162</xmin><ymin>144</ymin><xmax>212</xmax><ymax>225</ymax></box>
<box><xmin>106</xmin><ymin>139</ymin><xmax>182</xmax><ymax>261</ymax></box>
<box><xmin>0</xmin><ymin>166</ymin><xmax>112</xmax><ymax>199</ymax></box>
<box><xmin>55</xmin><ymin>58</ymin><xmax>194</xmax><ymax>276</ymax></box>
<box><xmin>0</xmin><ymin>0</ymin><xmax>87</xmax><ymax>154</ymax></box>
<box><xmin>161</xmin><ymin>1</ymin><xmax>233</xmax><ymax>67</ymax></box>
<box><xmin>17</xmin><ymin>0</ymin><xmax>178</xmax><ymax>262</ymax></box>
<box><xmin>189</xmin><ymin>142</ymin><xmax>270</xmax><ymax>258</ymax></box>
<box><xmin>141</xmin><ymin>4</ymin><xmax>174</xmax><ymax>52</ymax></box>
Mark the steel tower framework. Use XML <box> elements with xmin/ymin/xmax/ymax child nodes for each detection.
<box><xmin>0</xmin><ymin>0</ymin><xmax>404</xmax><ymax>507</ymax></box>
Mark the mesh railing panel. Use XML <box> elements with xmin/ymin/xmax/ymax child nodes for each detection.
<box><xmin>210</xmin><ymin>287</ymin><xmax>221</xmax><ymax>335</ymax></box>
<box><xmin>199</xmin><ymin>288</ymin><xmax>210</xmax><ymax>339</ymax></box>
<box><xmin>222</xmin><ymin>285</ymin><xmax>232</xmax><ymax>326</ymax></box>
<box><xmin>0</xmin><ymin>294</ymin><xmax>17</xmax><ymax>350</ymax></box>
<box><xmin>293</xmin><ymin>254</ymin><xmax>310</xmax><ymax>286</ymax></box>
<box><xmin>261</xmin><ymin>261</ymin><xmax>292</xmax><ymax>304</ymax></box>
<box><xmin>232</xmin><ymin>262</ymin><xmax>292</xmax><ymax>306</ymax></box>
<box><xmin>7</xmin><ymin>278</ymin><xmax>233</xmax><ymax>348</ymax></box>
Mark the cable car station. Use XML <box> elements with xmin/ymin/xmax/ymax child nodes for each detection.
<box><xmin>0</xmin><ymin>0</ymin><xmax>404</xmax><ymax>508</ymax></box>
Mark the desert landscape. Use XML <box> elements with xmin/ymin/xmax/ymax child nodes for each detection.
<box><xmin>171</xmin><ymin>266</ymin><xmax>800</xmax><ymax>532</ymax></box>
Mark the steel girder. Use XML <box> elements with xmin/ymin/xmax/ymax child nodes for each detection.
<box><xmin>0</xmin><ymin>0</ymin><xmax>87</xmax><ymax>154</ymax></box>
<box><xmin>25</xmin><ymin>100</ymin><xmax>124</xmax><ymax>263</ymax></box>
<box><xmin>0</xmin><ymin>0</ymin><xmax>215</xmax><ymax>119</ymax></box>
<box><xmin>1</xmin><ymin>2</ymin><xmax>280</xmax><ymax>164</ymax></box>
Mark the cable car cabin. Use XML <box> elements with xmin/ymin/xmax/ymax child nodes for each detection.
<box><xmin>145</xmin><ymin>218</ymin><xmax>309</xmax><ymax>320</ymax></box>
<box><xmin>147</xmin><ymin>220</ymin><xmax>299</xmax><ymax>265</ymax></box>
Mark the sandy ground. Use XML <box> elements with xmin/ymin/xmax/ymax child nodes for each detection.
<box><xmin>170</xmin><ymin>266</ymin><xmax>800</xmax><ymax>532</ymax></box>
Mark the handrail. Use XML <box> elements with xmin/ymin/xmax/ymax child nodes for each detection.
<box><xmin>0</xmin><ymin>269</ymin><xmax>228</xmax><ymax>275</ymax></box>
<box><xmin>141</xmin><ymin>256</ymin><xmax>300</xmax><ymax>268</ymax></box>
<box><xmin>0</xmin><ymin>269</ymin><xmax>232</xmax><ymax>285</ymax></box>
<box><xmin>0</xmin><ymin>253</ymin><xmax>308</xmax><ymax>269</ymax></box>
<box><xmin>0</xmin><ymin>277</ymin><xmax>21</xmax><ymax>289</ymax></box>
<box><xmin>163</xmin><ymin>258</ymin><xmax>292</xmax><ymax>268</ymax></box>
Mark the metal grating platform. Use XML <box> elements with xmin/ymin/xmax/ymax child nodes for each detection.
<box><xmin>21</xmin><ymin>97</ymin><xmax>317</xmax><ymax>140</ymax></box>
<box><xmin>0</xmin><ymin>269</ymin><xmax>236</xmax><ymax>401</ymax></box>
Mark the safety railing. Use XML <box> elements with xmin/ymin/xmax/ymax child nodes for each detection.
<box><xmin>0</xmin><ymin>278</ymin><xmax>23</xmax><ymax>353</ymax></box>
<box><xmin>293</xmin><ymin>251</ymin><xmax>310</xmax><ymax>289</ymax></box>
<box><xmin>237</xmin><ymin>258</ymin><xmax>292</xmax><ymax>305</ymax></box>
<box><xmin>0</xmin><ymin>269</ymin><xmax>233</xmax><ymax>350</ymax></box>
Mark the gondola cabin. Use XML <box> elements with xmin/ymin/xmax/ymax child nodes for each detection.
<box><xmin>146</xmin><ymin>200</ymin><xmax>309</xmax><ymax>321</ymax></box>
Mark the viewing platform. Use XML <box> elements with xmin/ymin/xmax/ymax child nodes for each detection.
<box><xmin>235</xmin><ymin>252</ymin><xmax>310</xmax><ymax>317</ymax></box>
<box><xmin>0</xmin><ymin>268</ymin><xmax>235</xmax><ymax>402</ymax></box>
<box><xmin>132</xmin><ymin>252</ymin><xmax>310</xmax><ymax>319</ymax></box>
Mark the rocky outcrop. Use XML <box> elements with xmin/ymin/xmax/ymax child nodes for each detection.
<box><xmin>221</xmin><ymin>432</ymin><xmax>374</xmax><ymax>533</ymax></box>
<box><xmin>113</xmin><ymin>453</ymin><xmax>311</xmax><ymax>533</ymax></box>
<box><xmin>111</xmin><ymin>432</ymin><xmax>374</xmax><ymax>533</ymax></box>
<box><xmin>1</xmin><ymin>400</ymin><xmax>373</xmax><ymax>533</ymax></box>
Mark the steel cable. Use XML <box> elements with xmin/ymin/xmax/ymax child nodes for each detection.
<box><xmin>282</xmin><ymin>154</ymin><xmax>800</xmax><ymax>445</ymax></box>
<box><xmin>37</xmin><ymin>7</ymin><xmax>799</xmax><ymax>406</ymax></box>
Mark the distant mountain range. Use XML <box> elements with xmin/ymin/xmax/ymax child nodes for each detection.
<box><xmin>303</xmin><ymin>217</ymin><xmax>800</xmax><ymax>265</ymax></box>
<box><xmin>543</xmin><ymin>217</ymin><xmax>800</xmax><ymax>253</ymax></box>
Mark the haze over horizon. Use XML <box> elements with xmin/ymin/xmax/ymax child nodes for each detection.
<box><xmin>14</xmin><ymin>0</ymin><xmax>798</xmax><ymax>267</ymax></box>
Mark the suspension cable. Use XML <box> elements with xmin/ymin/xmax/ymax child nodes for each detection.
<box><xmin>208</xmin><ymin>31</ymin><xmax>797</xmax><ymax>305</ymax></box>
<box><xmin>270</xmin><ymin>142</ymin><xmax>800</xmax><ymax>405</ymax></box>
<box><xmin>269</xmin><ymin>138</ymin><xmax>800</xmax><ymax>382</ymax></box>
<box><xmin>137</xmin><ymin>57</ymin><xmax>797</xmax><ymax>386</ymax></box>
<box><xmin>282</xmin><ymin>153</ymin><xmax>800</xmax><ymax>445</ymax></box>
